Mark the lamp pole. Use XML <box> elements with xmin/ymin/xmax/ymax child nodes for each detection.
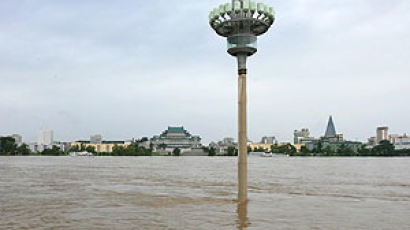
<box><xmin>209</xmin><ymin>0</ymin><xmax>275</xmax><ymax>203</ymax></box>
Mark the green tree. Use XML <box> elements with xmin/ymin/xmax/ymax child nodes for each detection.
<box><xmin>110</xmin><ymin>142</ymin><xmax>153</xmax><ymax>156</ymax></box>
<box><xmin>139</xmin><ymin>137</ymin><xmax>149</xmax><ymax>142</ymax></box>
<box><xmin>69</xmin><ymin>145</ymin><xmax>80</xmax><ymax>152</ymax></box>
<box><xmin>300</xmin><ymin>146</ymin><xmax>311</xmax><ymax>154</ymax></box>
<box><xmin>358</xmin><ymin>144</ymin><xmax>370</xmax><ymax>156</ymax></box>
<box><xmin>85</xmin><ymin>146</ymin><xmax>96</xmax><ymax>153</ymax></box>
<box><xmin>208</xmin><ymin>147</ymin><xmax>216</xmax><ymax>156</ymax></box>
<box><xmin>316</xmin><ymin>141</ymin><xmax>323</xmax><ymax>153</ymax></box>
<box><xmin>41</xmin><ymin>146</ymin><xmax>64</xmax><ymax>156</ymax></box>
<box><xmin>226</xmin><ymin>146</ymin><xmax>236</xmax><ymax>156</ymax></box>
<box><xmin>0</xmin><ymin>137</ymin><xmax>17</xmax><ymax>155</ymax></box>
<box><xmin>112</xmin><ymin>145</ymin><xmax>126</xmax><ymax>156</ymax></box>
<box><xmin>271</xmin><ymin>144</ymin><xmax>280</xmax><ymax>153</ymax></box>
<box><xmin>322</xmin><ymin>145</ymin><xmax>334</xmax><ymax>156</ymax></box>
<box><xmin>173</xmin><ymin>148</ymin><xmax>181</xmax><ymax>156</ymax></box>
<box><xmin>278</xmin><ymin>144</ymin><xmax>297</xmax><ymax>155</ymax></box>
<box><xmin>337</xmin><ymin>144</ymin><xmax>355</xmax><ymax>156</ymax></box>
<box><xmin>372</xmin><ymin>140</ymin><xmax>395</xmax><ymax>156</ymax></box>
<box><xmin>247</xmin><ymin>146</ymin><xmax>253</xmax><ymax>153</ymax></box>
<box><xmin>16</xmin><ymin>144</ymin><xmax>31</xmax><ymax>156</ymax></box>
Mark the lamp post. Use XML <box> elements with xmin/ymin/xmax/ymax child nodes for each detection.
<box><xmin>209</xmin><ymin>0</ymin><xmax>275</xmax><ymax>203</ymax></box>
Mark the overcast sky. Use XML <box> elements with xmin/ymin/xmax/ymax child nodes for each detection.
<box><xmin>1</xmin><ymin>0</ymin><xmax>409</xmax><ymax>144</ymax></box>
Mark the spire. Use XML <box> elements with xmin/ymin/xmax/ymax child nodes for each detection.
<box><xmin>324</xmin><ymin>116</ymin><xmax>337</xmax><ymax>137</ymax></box>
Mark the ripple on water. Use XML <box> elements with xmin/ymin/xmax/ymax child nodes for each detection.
<box><xmin>1</xmin><ymin>156</ymin><xmax>410</xmax><ymax>229</ymax></box>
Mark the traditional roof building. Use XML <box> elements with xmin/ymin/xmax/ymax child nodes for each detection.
<box><xmin>151</xmin><ymin>126</ymin><xmax>205</xmax><ymax>155</ymax></box>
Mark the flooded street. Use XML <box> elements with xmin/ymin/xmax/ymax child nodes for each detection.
<box><xmin>1</xmin><ymin>157</ymin><xmax>409</xmax><ymax>229</ymax></box>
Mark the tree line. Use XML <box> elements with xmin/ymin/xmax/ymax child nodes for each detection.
<box><xmin>296</xmin><ymin>140</ymin><xmax>410</xmax><ymax>157</ymax></box>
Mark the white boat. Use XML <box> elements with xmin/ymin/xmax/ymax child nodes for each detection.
<box><xmin>249</xmin><ymin>152</ymin><xmax>273</xmax><ymax>157</ymax></box>
<box><xmin>69</xmin><ymin>151</ymin><xmax>93</xmax><ymax>157</ymax></box>
<box><xmin>261</xmin><ymin>152</ymin><xmax>273</xmax><ymax>157</ymax></box>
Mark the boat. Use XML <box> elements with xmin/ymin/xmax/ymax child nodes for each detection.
<box><xmin>261</xmin><ymin>152</ymin><xmax>273</xmax><ymax>157</ymax></box>
<box><xmin>69</xmin><ymin>151</ymin><xmax>93</xmax><ymax>157</ymax></box>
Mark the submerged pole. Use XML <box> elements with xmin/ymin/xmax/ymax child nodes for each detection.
<box><xmin>237</xmin><ymin>55</ymin><xmax>247</xmax><ymax>203</ymax></box>
<box><xmin>209</xmin><ymin>0</ymin><xmax>275</xmax><ymax>204</ymax></box>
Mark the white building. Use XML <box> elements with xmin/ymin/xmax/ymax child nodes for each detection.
<box><xmin>390</xmin><ymin>133</ymin><xmax>410</xmax><ymax>150</ymax></box>
<box><xmin>376</xmin><ymin>126</ymin><xmax>389</xmax><ymax>144</ymax></box>
<box><xmin>294</xmin><ymin>128</ymin><xmax>315</xmax><ymax>144</ymax></box>
<box><xmin>260</xmin><ymin>136</ymin><xmax>277</xmax><ymax>145</ymax></box>
<box><xmin>209</xmin><ymin>137</ymin><xmax>237</xmax><ymax>155</ymax></box>
<box><xmin>38</xmin><ymin>129</ymin><xmax>54</xmax><ymax>145</ymax></box>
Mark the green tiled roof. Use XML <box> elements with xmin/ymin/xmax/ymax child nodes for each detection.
<box><xmin>168</xmin><ymin>126</ymin><xmax>185</xmax><ymax>133</ymax></box>
<box><xmin>160</xmin><ymin>126</ymin><xmax>192</xmax><ymax>138</ymax></box>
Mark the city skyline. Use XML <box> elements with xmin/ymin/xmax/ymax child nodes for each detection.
<box><xmin>1</xmin><ymin>0</ymin><xmax>409</xmax><ymax>144</ymax></box>
<box><xmin>2</xmin><ymin>120</ymin><xmax>408</xmax><ymax>146</ymax></box>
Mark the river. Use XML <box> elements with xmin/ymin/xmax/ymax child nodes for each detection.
<box><xmin>0</xmin><ymin>156</ymin><xmax>409</xmax><ymax>229</ymax></box>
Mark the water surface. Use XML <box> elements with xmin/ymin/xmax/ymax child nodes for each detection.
<box><xmin>1</xmin><ymin>157</ymin><xmax>409</xmax><ymax>229</ymax></box>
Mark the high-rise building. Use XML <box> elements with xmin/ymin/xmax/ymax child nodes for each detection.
<box><xmin>260</xmin><ymin>136</ymin><xmax>277</xmax><ymax>145</ymax></box>
<box><xmin>324</xmin><ymin>116</ymin><xmax>337</xmax><ymax>138</ymax></box>
<box><xmin>376</xmin><ymin>126</ymin><xmax>389</xmax><ymax>144</ymax></box>
<box><xmin>294</xmin><ymin>128</ymin><xmax>313</xmax><ymax>144</ymax></box>
<box><xmin>37</xmin><ymin>129</ymin><xmax>54</xmax><ymax>145</ymax></box>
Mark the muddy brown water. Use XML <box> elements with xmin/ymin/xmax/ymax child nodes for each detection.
<box><xmin>1</xmin><ymin>156</ymin><xmax>409</xmax><ymax>229</ymax></box>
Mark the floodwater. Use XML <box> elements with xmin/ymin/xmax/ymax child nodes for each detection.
<box><xmin>0</xmin><ymin>157</ymin><xmax>409</xmax><ymax>230</ymax></box>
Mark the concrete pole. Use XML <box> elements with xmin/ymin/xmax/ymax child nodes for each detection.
<box><xmin>237</xmin><ymin>55</ymin><xmax>248</xmax><ymax>203</ymax></box>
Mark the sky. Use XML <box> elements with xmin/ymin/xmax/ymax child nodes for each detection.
<box><xmin>1</xmin><ymin>0</ymin><xmax>409</xmax><ymax>144</ymax></box>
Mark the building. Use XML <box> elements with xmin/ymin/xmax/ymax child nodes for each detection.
<box><xmin>247</xmin><ymin>136</ymin><xmax>279</xmax><ymax>152</ymax></box>
<box><xmin>151</xmin><ymin>126</ymin><xmax>205</xmax><ymax>156</ymax></box>
<box><xmin>28</xmin><ymin>140</ymin><xmax>71</xmax><ymax>153</ymax></box>
<box><xmin>368</xmin><ymin>127</ymin><xmax>410</xmax><ymax>150</ymax></box>
<box><xmin>70</xmin><ymin>140</ymin><xmax>131</xmax><ymax>153</ymax></box>
<box><xmin>306</xmin><ymin>139</ymin><xmax>362</xmax><ymax>153</ymax></box>
<box><xmin>323</xmin><ymin>116</ymin><xmax>344</xmax><ymax>141</ymax></box>
<box><xmin>260</xmin><ymin>136</ymin><xmax>277</xmax><ymax>145</ymax></box>
<box><xmin>376</xmin><ymin>126</ymin><xmax>389</xmax><ymax>144</ymax></box>
<box><xmin>306</xmin><ymin>116</ymin><xmax>362</xmax><ymax>152</ymax></box>
<box><xmin>38</xmin><ymin>129</ymin><xmax>54</xmax><ymax>145</ymax></box>
<box><xmin>209</xmin><ymin>137</ymin><xmax>237</xmax><ymax>155</ymax></box>
<box><xmin>367</xmin><ymin>136</ymin><xmax>377</xmax><ymax>147</ymax></box>
<box><xmin>324</xmin><ymin>116</ymin><xmax>337</xmax><ymax>137</ymax></box>
<box><xmin>294</xmin><ymin>128</ymin><xmax>315</xmax><ymax>144</ymax></box>
<box><xmin>248</xmin><ymin>143</ymin><xmax>273</xmax><ymax>152</ymax></box>
<box><xmin>29</xmin><ymin>129</ymin><xmax>55</xmax><ymax>152</ymax></box>
<box><xmin>90</xmin><ymin>134</ymin><xmax>103</xmax><ymax>144</ymax></box>
<box><xmin>221</xmin><ymin>137</ymin><xmax>235</xmax><ymax>146</ymax></box>
<box><xmin>389</xmin><ymin>133</ymin><xmax>410</xmax><ymax>150</ymax></box>
<box><xmin>11</xmin><ymin>134</ymin><xmax>23</xmax><ymax>146</ymax></box>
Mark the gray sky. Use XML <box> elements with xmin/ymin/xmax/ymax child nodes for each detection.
<box><xmin>1</xmin><ymin>0</ymin><xmax>409</xmax><ymax>144</ymax></box>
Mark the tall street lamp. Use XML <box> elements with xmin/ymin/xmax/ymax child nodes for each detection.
<box><xmin>209</xmin><ymin>0</ymin><xmax>275</xmax><ymax>203</ymax></box>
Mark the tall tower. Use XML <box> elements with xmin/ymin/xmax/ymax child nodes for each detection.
<box><xmin>209</xmin><ymin>1</ymin><xmax>275</xmax><ymax>203</ymax></box>
<box><xmin>37</xmin><ymin>129</ymin><xmax>54</xmax><ymax>145</ymax></box>
<box><xmin>324</xmin><ymin>116</ymin><xmax>337</xmax><ymax>138</ymax></box>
